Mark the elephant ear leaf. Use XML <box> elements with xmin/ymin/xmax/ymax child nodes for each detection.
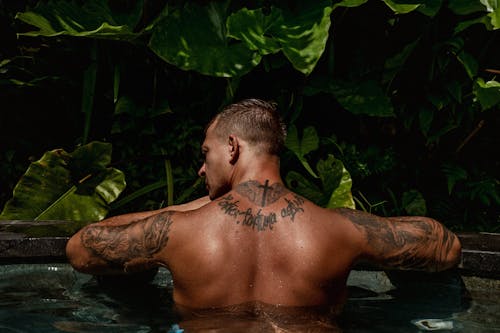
<box><xmin>317</xmin><ymin>154</ymin><xmax>355</xmax><ymax>209</ymax></box>
<box><xmin>285</xmin><ymin>125</ymin><xmax>320</xmax><ymax>178</ymax></box>
<box><xmin>15</xmin><ymin>0</ymin><xmax>143</xmax><ymax>40</ymax></box>
<box><xmin>0</xmin><ymin>141</ymin><xmax>126</xmax><ymax>235</ymax></box>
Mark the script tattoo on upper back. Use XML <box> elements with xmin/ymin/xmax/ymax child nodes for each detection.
<box><xmin>219</xmin><ymin>180</ymin><xmax>305</xmax><ymax>231</ymax></box>
<box><xmin>81</xmin><ymin>211</ymin><xmax>174</xmax><ymax>270</ymax></box>
<box><xmin>337</xmin><ymin>208</ymin><xmax>457</xmax><ymax>271</ymax></box>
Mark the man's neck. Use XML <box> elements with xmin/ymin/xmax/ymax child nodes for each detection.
<box><xmin>233</xmin><ymin>179</ymin><xmax>289</xmax><ymax>207</ymax></box>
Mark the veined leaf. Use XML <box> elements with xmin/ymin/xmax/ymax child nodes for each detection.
<box><xmin>227</xmin><ymin>1</ymin><xmax>333</xmax><ymax>75</ymax></box>
<box><xmin>383</xmin><ymin>39</ymin><xmax>420</xmax><ymax>85</ymax></box>
<box><xmin>441</xmin><ymin>163</ymin><xmax>467</xmax><ymax>195</ymax></box>
<box><xmin>304</xmin><ymin>77</ymin><xmax>395</xmax><ymax>117</ymax></box>
<box><xmin>332</xmin><ymin>0</ymin><xmax>369</xmax><ymax>11</ymax></box>
<box><xmin>15</xmin><ymin>0</ymin><xmax>144</xmax><ymax>40</ymax></box>
<box><xmin>285</xmin><ymin>154</ymin><xmax>354</xmax><ymax>209</ymax></box>
<box><xmin>474</xmin><ymin>78</ymin><xmax>500</xmax><ymax>110</ymax></box>
<box><xmin>383</xmin><ymin>0</ymin><xmax>421</xmax><ymax>14</ymax></box>
<box><xmin>226</xmin><ymin>8</ymin><xmax>282</xmax><ymax>55</ymax></box>
<box><xmin>417</xmin><ymin>0</ymin><xmax>443</xmax><ymax>17</ymax></box>
<box><xmin>402</xmin><ymin>190</ymin><xmax>427</xmax><ymax>216</ymax></box>
<box><xmin>274</xmin><ymin>1</ymin><xmax>332</xmax><ymax>75</ymax></box>
<box><xmin>149</xmin><ymin>2</ymin><xmax>260</xmax><ymax>77</ymax></box>
<box><xmin>318</xmin><ymin>155</ymin><xmax>355</xmax><ymax>209</ymax></box>
<box><xmin>285</xmin><ymin>171</ymin><xmax>324</xmax><ymax>204</ymax></box>
<box><xmin>383</xmin><ymin>0</ymin><xmax>442</xmax><ymax>16</ymax></box>
<box><xmin>0</xmin><ymin>142</ymin><xmax>126</xmax><ymax>232</ymax></box>
<box><xmin>448</xmin><ymin>0</ymin><xmax>486</xmax><ymax>15</ymax></box>
<box><xmin>285</xmin><ymin>125</ymin><xmax>319</xmax><ymax>178</ymax></box>
<box><xmin>456</xmin><ymin>51</ymin><xmax>478</xmax><ymax>79</ymax></box>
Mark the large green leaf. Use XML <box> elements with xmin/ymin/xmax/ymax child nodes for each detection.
<box><xmin>228</xmin><ymin>1</ymin><xmax>333</xmax><ymax>75</ymax></box>
<box><xmin>332</xmin><ymin>0</ymin><xmax>369</xmax><ymax>10</ymax></box>
<box><xmin>474</xmin><ymin>78</ymin><xmax>500</xmax><ymax>110</ymax></box>
<box><xmin>334</xmin><ymin>80</ymin><xmax>395</xmax><ymax>117</ymax></box>
<box><xmin>402</xmin><ymin>190</ymin><xmax>427</xmax><ymax>216</ymax></box>
<box><xmin>318</xmin><ymin>155</ymin><xmax>355</xmax><ymax>209</ymax></box>
<box><xmin>383</xmin><ymin>39</ymin><xmax>420</xmax><ymax>85</ymax></box>
<box><xmin>448</xmin><ymin>0</ymin><xmax>486</xmax><ymax>14</ymax></box>
<box><xmin>285</xmin><ymin>171</ymin><xmax>324</xmax><ymax>204</ymax></box>
<box><xmin>285</xmin><ymin>155</ymin><xmax>354</xmax><ymax>209</ymax></box>
<box><xmin>271</xmin><ymin>1</ymin><xmax>333</xmax><ymax>75</ymax></box>
<box><xmin>15</xmin><ymin>0</ymin><xmax>144</xmax><ymax>40</ymax></box>
<box><xmin>383</xmin><ymin>0</ymin><xmax>421</xmax><ymax>14</ymax></box>
<box><xmin>305</xmin><ymin>78</ymin><xmax>395</xmax><ymax>117</ymax></box>
<box><xmin>285</xmin><ymin>125</ymin><xmax>319</xmax><ymax>178</ymax></box>
<box><xmin>449</xmin><ymin>0</ymin><xmax>500</xmax><ymax>31</ymax></box>
<box><xmin>0</xmin><ymin>142</ymin><xmax>126</xmax><ymax>229</ymax></box>
<box><xmin>149</xmin><ymin>2</ymin><xmax>261</xmax><ymax>77</ymax></box>
<box><xmin>226</xmin><ymin>8</ymin><xmax>282</xmax><ymax>56</ymax></box>
<box><xmin>456</xmin><ymin>51</ymin><xmax>478</xmax><ymax>79</ymax></box>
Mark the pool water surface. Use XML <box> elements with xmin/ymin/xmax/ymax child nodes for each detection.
<box><xmin>0</xmin><ymin>264</ymin><xmax>499</xmax><ymax>332</ymax></box>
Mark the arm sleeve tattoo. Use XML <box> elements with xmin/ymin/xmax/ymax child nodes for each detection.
<box><xmin>337</xmin><ymin>208</ymin><xmax>459</xmax><ymax>271</ymax></box>
<box><xmin>80</xmin><ymin>211</ymin><xmax>174</xmax><ymax>272</ymax></box>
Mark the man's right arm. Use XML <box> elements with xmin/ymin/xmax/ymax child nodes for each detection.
<box><xmin>335</xmin><ymin>208</ymin><xmax>462</xmax><ymax>272</ymax></box>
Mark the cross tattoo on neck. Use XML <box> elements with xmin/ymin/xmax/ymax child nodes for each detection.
<box><xmin>258</xmin><ymin>179</ymin><xmax>272</xmax><ymax>207</ymax></box>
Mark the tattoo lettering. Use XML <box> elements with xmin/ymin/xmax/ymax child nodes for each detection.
<box><xmin>218</xmin><ymin>189</ymin><xmax>305</xmax><ymax>231</ymax></box>
<box><xmin>81</xmin><ymin>212</ymin><xmax>174</xmax><ymax>269</ymax></box>
<box><xmin>218</xmin><ymin>195</ymin><xmax>277</xmax><ymax>231</ymax></box>
<box><xmin>281</xmin><ymin>195</ymin><xmax>305</xmax><ymax>221</ymax></box>
<box><xmin>219</xmin><ymin>195</ymin><xmax>240</xmax><ymax>218</ymax></box>
<box><xmin>239</xmin><ymin>208</ymin><xmax>278</xmax><ymax>231</ymax></box>
<box><xmin>338</xmin><ymin>208</ymin><xmax>457</xmax><ymax>271</ymax></box>
<box><xmin>236</xmin><ymin>180</ymin><xmax>288</xmax><ymax>207</ymax></box>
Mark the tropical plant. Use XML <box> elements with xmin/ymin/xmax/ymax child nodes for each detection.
<box><xmin>0</xmin><ymin>0</ymin><xmax>498</xmax><ymax>233</ymax></box>
<box><xmin>0</xmin><ymin>142</ymin><xmax>126</xmax><ymax>235</ymax></box>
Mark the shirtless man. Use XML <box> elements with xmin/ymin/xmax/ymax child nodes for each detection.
<box><xmin>66</xmin><ymin>98</ymin><xmax>461</xmax><ymax>316</ymax></box>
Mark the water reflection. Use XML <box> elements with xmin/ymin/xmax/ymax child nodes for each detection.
<box><xmin>175</xmin><ymin>301</ymin><xmax>340</xmax><ymax>332</ymax></box>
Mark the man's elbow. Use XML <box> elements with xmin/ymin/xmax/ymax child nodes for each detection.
<box><xmin>439</xmin><ymin>235</ymin><xmax>462</xmax><ymax>272</ymax></box>
<box><xmin>65</xmin><ymin>233</ymin><xmax>92</xmax><ymax>273</ymax></box>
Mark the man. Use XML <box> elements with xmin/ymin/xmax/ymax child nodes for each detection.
<box><xmin>66</xmin><ymin>98</ymin><xmax>461</xmax><ymax>320</ymax></box>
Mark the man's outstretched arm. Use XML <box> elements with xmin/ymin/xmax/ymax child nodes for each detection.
<box><xmin>336</xmin><ymin>208</ymin><xmax>462</xmax><ymax>272</ymax></box>
<box><xmin>66</xmin><ymin>211</ymin><xmax>176</xmax><ymax>275</ymax></box>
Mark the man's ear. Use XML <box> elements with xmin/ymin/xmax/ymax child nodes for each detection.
<box><xmin>228</xmin><ymin>135</ymin><xmax>240</xmax><ymax>164</ymax></box>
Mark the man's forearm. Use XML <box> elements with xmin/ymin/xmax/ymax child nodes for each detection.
<box><xmin>337</xmin><ymin>208</ymin><xmax>462</xmax><ymax>272</ymax></box>
<box><xmin>387</xmin><ymin>216</ymin><xmax>462</xmax><ymax>271</ymax></box>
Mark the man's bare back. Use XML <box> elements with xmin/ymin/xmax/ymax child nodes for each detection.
<box><xmin>65</xmin><ymin>98</ymin><xmax>461</xmax><ymax>321</ymax></box>
<box><xmin>164</xmin><ymin>181</ymin><xmax>356</xmax><ymax>308</ymax></box>
<box><xmin>67</xmin><ymin>179</ymin><xmax>460</xmax><ymax>310</ymax></box>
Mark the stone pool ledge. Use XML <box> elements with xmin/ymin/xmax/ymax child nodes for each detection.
<box><xmin>0</xmin><ymin>221</ymin><xmax>499</xmax><ymax>279</ymax></box>
<box><xmin>0</xmin><ymin>220</ymin><xmax>70</xmax><ymax>264</ymax></box>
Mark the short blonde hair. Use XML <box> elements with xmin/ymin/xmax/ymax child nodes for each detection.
<box><xmin>208</xmin><ymin>99</ymin><xmax>287</xmax><ymax>155</ymax></box>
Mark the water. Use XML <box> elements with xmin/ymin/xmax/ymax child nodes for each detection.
<box><xmin>0</xmin><ymin>264</ymin><xmax>499</xmax><ymax>332</ymax></box>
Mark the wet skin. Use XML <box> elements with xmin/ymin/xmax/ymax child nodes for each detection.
<box><xmin>68</xmin><ymin>179</ymin><xmax>460</xmax><ymax>310</ymax></box>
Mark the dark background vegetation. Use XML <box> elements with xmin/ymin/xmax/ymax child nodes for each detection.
<box><xmin>1</xmin><ymin>0</ymin><xmax>499</xmax><ymax>232</ymax></box>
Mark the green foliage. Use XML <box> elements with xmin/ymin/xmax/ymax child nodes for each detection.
<box><xmin>284</xmin><ymin>126</ymin><xmax>355</xmax><ymax>209</ymax></box>
<box><xmin>285</xmin><ymin>125</ymin><xmax>320</xmax><ymax>178</ymax></box>
<box><xmin>0</xmin><ymin>0</ymin><xmax>498</xmax><ymax>233</ymax></box>
<box><xmin>149</xmin><ymin>2</ymin><xmax>261</xmax><ymax>78</ymax></box>
<box><xmin>304</xmin><ymin>78</ymin><xmax>395</xmax><ymax>117</ymax></box>
<box><xmin>15</xmin><ymin>0</ymin><xmax>144</xmax><ymax>40</ymax></box>
<box><xmin>0</xmin><ymin>142</ymin><xmax>126</xmax><ymax>234</ymax></box>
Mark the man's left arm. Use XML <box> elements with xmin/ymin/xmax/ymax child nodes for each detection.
<box><xmin>66</xmin><ymin>211</ymin><xmax>176</xmax><ymax>275</ymax></box>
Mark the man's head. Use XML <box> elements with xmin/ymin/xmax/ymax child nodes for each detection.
<box><xmin>208</xmin><ymin>98</ymin><xmax>287</xmax><ymax>155</ymax></box>
<box><xmin>198</xmin><ymin>98</ymin><xmax>286</xmax><ymax>199</ymax></box>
